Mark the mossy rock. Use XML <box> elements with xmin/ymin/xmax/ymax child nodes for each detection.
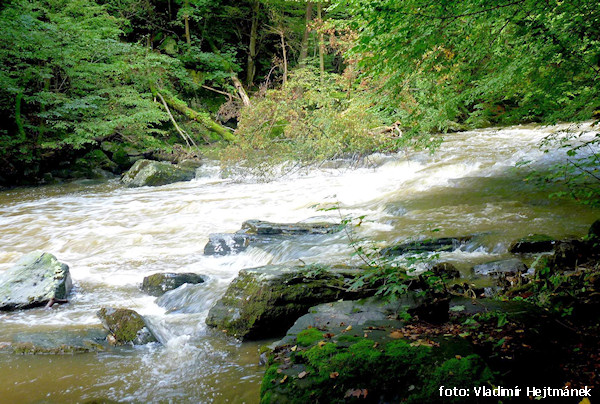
<box><xmin>205</xmin><ymin>265</ymin><xmax>364</xmax><ymax>340</ymax></box>
<box><xmin>261</xmin><ymin>327</ymin><xmax>493</xmax><ymax>404</ymax></box>
<box><xmin>0</xmin><ymin>252</ymin><xmax>72</xmax><ymax>311</ymax></box>
<box><xmin>141</xmin><ymin>272</ymin><xmax>206</xmax><ymax>296</ymax></box>
<box><xmin>120</xmin><ymin>159</ymin><xmax>196</xmax><ymax>187</ymax></box>
<box><xmin>96</xmin><ymin>308</ymin><xmax>157</xmax><ymax>345</ymax></box>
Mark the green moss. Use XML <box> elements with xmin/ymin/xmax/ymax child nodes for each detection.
<box><xmin>296</xmin><ymin>328</ymin><xmax>324</xmax><ymax>347</ymax></box>
<box><xmin>261</xmin><ymin>327</ymin><xmax>495</xmax><ymax>404</ymax></box>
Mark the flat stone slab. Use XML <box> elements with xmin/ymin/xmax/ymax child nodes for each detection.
<box><xmin>473</xmin><ymin>258</ymin><xmax>527</xmax><ymax>276</ymax></box>
<box><xmin>381</xmin><ymin>236</ymin><xmax>475</xmax><ymax>256</ymax></box>
<box><xmin>0</xmin><ymin>252</ymin><xmax>72</xmax><ymax>311</ymax></box>
<box><xmin>1</xmin><ymin>328</ymin><xmax>108</xmax><ymax>354</ymax></box>
<box><xmin>204</xmin><ymin>220</ymin><xmax>341</xmax><ymax>256</ymax></box>
<box><xmin>509</xmin><ymin>234</ymin><xmax>556</xmax><ymax>253</ymax></box>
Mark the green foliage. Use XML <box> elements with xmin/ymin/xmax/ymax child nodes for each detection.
<box><xmin>219</xmin><ymin>67</ymin><xmax>392</xmax><ymax>178</ymax></box>
<box><xmin>0</xmin><ymin>0</ymin><xmax>197</xmax><ymax>163</ymax></box>
<box><xmin>519</xmin><ymin>124</ymin><xmax>600</xmax><ymax>206</ymax></box>
<box><xmin>333</xmin><ymin>0</ymin><xmax>600</xmax><ymax>141</ymax></box>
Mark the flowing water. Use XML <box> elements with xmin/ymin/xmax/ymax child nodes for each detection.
<box><xmin>0</xmin><ymin>122</ymin><xmax>599</xmax><ymax>403</ymax></box>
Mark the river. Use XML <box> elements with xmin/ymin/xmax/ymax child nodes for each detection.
<box><xmin>0</xmin><ymin>122</ymin><xmax>598</xmax><ymax>403</ymax></box>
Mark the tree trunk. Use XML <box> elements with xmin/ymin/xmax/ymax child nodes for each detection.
<box><xmin>246</xmin><ymin>0</ymin><xmax>260</xmax><ymax>86</ymax></box>
<box><xmin>184</xmin><ymin>0</ymin><xmax>191</xmax><ymax>45</ymax></box>
<box><xmin>317</xmin><ymin>2</ymin><xmax>325</xmax><ymax>82</ymax></box>
<box><xmin>280</xmin><ymin>31</ymin><xmax>288</xmax><ymax>86</ymax></box>
<box><xmin>153</xmin><ymin>87</ymin><xmax>235</xmax><ymax>142</ymax></box>
<box><xmin>231</xmin><ymin>76</ymin><xmax>251</xmax><ymax>106</ymax></box>
<box><xmin>298</xmin><ymin>2</ymin><xmax>313</xmax><ymax>66</ymax></box>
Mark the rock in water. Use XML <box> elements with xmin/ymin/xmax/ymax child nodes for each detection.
<box><xmin>203</xmin><ymin>220</ymin><xmax>341</xmax><ymax>256</ymax></box>
<box><xmin>381</xmin><ymin>236</ymin><xmax>474</xmax><ymax>256</ymax></box>
<box><xmin>96</xmin><ymin>308</ymin><xmax>157</xmax><ymax>345</ymax></box>
<box><xmin>141</xmin><ymin>272</ymin><xmax>206</xmax><ymax>296</ymax></box>
<box><xmin>205</xmin><ymin>265</ymin><xmax>360</xmax><ymax>340</ymax></box>
<box><xmin>120</xmin><ymin>159</ymin><xmax>196</xmax><ymax>188</ymax></box>
<box><xmin>508</xmin><ymin>234</ymin><xmax>556</xmax><ymax>253</ymax></box>
<box><xmin>239</xmin><ymin>220</ymin><xmax>340</xmax><ymax>235</ymax></box>
<box><xmin>0</xmin><ymin>252</ymin><xmax>72</xmax><ymax>311</ymax></box>
<box><xmin>473</xmin><ymin>258</ymin><xmax>527</xmax><ymax>276</ymax></box>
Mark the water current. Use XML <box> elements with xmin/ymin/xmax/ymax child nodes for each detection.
<box><xmin>0</xmin><ymin>122</ymin><xmax>599</xmax><ymax>403</ymax></box>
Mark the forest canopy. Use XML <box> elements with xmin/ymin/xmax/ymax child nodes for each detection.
<box><xmin>0</xmin><ymin>0</ymin><xmax>598</xmax><ymax>183</ymax></box>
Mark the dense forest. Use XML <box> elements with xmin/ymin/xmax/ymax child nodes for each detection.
<box><xmin>0</xmin><ymin>0</ymin><xmax>599</xmax><ymax>185</ymax></box>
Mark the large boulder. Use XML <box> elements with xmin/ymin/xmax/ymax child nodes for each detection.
<box><xmin>381</xmin><ymin>235</ymin><xmax>474</xmax><ymax>256</ymax></box>
<box><xmin>96</xmin><ymin>308</ymin><xmax>157</xmax><ymax>345</ymax></box>
<box><xmin>203</xmin><ymin>220</ymin><xmax>341</xmax><ymax>256</ymax></box>
<box><xmin>120</xmin><ymin>159</ymin><xmax>196</xmax><ymax>187</ymax></box>
<box><xmin>205</xmin><ymin>265</ymin><xmax>361</xmax><ymax>340</ymax></box>
<box><xmin>0</xmin><ymin>252</ymin><xmax>72</xmax><ymax>311</ymax></box>
<box><xmin>141</xmin><ymin>272</ymin><xmax>206</xmax><ymax>297</ymax></box>
<box><xmin>508</xmin><ymin>234</ymin><xmax>556</xmax><ymax>253</ymax></box>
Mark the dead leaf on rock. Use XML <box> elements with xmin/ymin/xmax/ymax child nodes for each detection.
<box><xmin>298</xmin><ymin>371</ymin><xmax>308</xmax><ymax>379</ymax></box>
<box><xmin>290</xmin><ymin>345</ymin><xmax>297</xmax><ymax>352</ymax></box>
<box><xmin>330</xmin><ymin>372</ymin><xmax>339</xmax><ymax>379</ymax></box>
<box><xmin>280</xmin><ymin>375</ymin><xmax>288</xmax><ymax>384</ymax></box>
<box><xmin>318</xmin><ymin>341</ymin><xmax>327</xmax><ymax>347</ymax></box>
<box><xmin>389</xmin><ymin>330</ymin><xmax>404</xmax><ymax>339</ymax></box>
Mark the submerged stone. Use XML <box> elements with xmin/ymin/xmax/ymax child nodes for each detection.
<box><xmin>6</xmin><ymin>328</ymin><xmax>108</xmax><ymax>355</ymax></box>
<box><xmin>120</xmin><ymin>159</ymin><xmax>196</xmax><ymax>188</ymax></box>
<box><xmin>0</xmin><ymin>252</ymin><xmax>72</xmax><ymax>311</ymax></box>
<box><xmin>205</xmin><ymin>265</ymin><xmax>362</xmax><ymax>340</ymax></box>
<box><xmin>96</xmin><ymin>308</ymin><xmax>157</xmax><ymax>345</ymax></box>
<box><xmin>141</xmin><ymin>272</ymin><xmax>206</xmax><ymax>297</ymax></box>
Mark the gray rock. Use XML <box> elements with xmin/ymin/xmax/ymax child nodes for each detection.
<box><xmin>203</xmin><ymin>233</ymin><xmax>253</xmax><ymax>256</ymax></box>
<box><xmin>203</xmin><ymin>220</ymin><xmax>341</xmax><ymax>256</ymax></box>
<box><xmin>276</xmin><ymin>295</ymin><xmax>422</xmax><ymax>346</ymax></box>
<box><xmin>473</xmin><ymin>258</ymin><xmax>527</xmax><ymax>276</ymax></box>
<box><xmin>120</xmin><ymin>159</ymin><xmax>196</xmax><ymax>188</ymax></box>
<box><xmin>0</xmin><ymin>252</ymin><xmax>72</xmax><ymax>311</ymax></box>
<box><xmin>205</xmin><ymin>265</ymin><xmax>363</xmax><ymax>340</ymax></box>
<box><xmin>141</xmin><ymin>272</ymin><xmax>206</xmax><ymax>297</ymax></box>
<box><xmin>96</xmin><ymin>308</ymin><xmax>157</xmax><ymax>345</ymax></box>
